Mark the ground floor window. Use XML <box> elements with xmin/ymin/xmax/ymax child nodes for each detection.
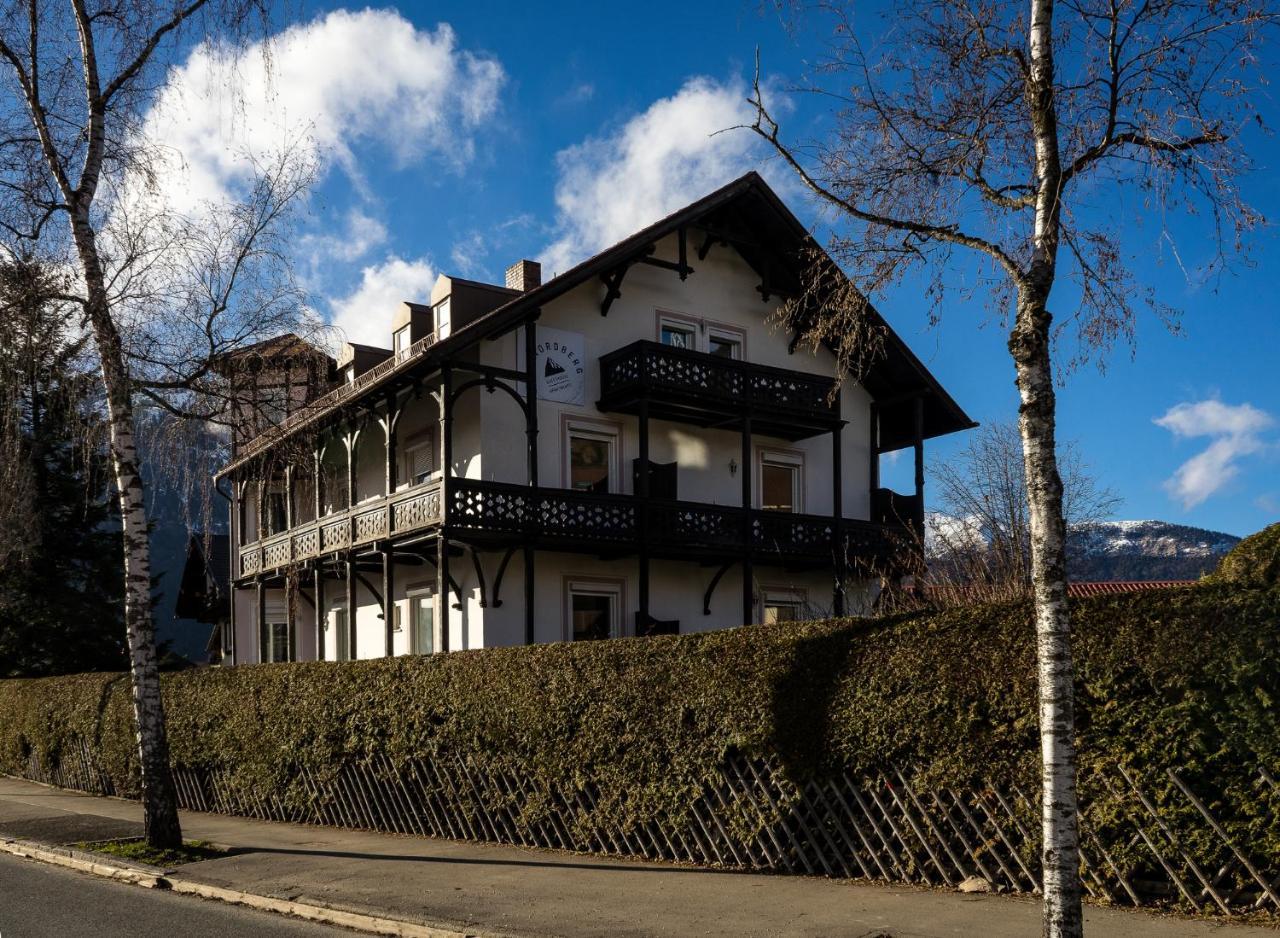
<box><xmin>408</xmin><ymin>588</ymin><xmax>436</xmax><ymax>656</ymax></box>
<box><xmin>760</xmin><ymin>588</ymin><xmax>807</xmax><ymax>625</ymax></box>
<box><xmin>260</xmin><ymin>618</ymin><xmax>292</xmax><ymax>663</ymax></box>
<box><xmin>328</xmin><ymin>604</ymin><xmax>350</xmax><ymax>661</ymax></box>
<box><xmin>565</xmin><ymin>577</ymin><xmax>624</xmax><ymax>641</ymax></box>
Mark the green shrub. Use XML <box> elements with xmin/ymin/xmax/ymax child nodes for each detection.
<box><xmin>1209</xmin><ymin>521</ymin><xmax>1280</xmax><ymax>589</ymax></box>
<box><xmin>1</xmin><ymin>580</ymin><xmax>1276</xmax><ymax>862</ymax></box>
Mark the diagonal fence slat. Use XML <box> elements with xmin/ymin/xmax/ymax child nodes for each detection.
<box><xmin>10</xmin><ymin>740</ymin><xmax>1276</xmax><ymax>917</ymax></box>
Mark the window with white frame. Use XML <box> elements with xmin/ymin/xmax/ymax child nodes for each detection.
<box><xmin>659</xmin><ymin>315</ymin><xmax>697</xmax><ymax>350</ymax></box>
<box><xmin>407</xmin><ymin>587</ymin><xmax>436</xmax><ymax>656</ymax></box>
<box><xmin>393</xmin><ymin>325</ymin><xmax>411</xmax><ymax>360</ymax></box>
<box><xmin>566</xmin><ymin>578</ymin><xmax>623</xmax><ymax>641</ymax></box>
<box><xmin>759</xmin><ymin>449</ymin><xmax>804</xmax><ymax>513</ymax></box>
<box><xmin>565</xmin><ymin>420</ymin><xmax>620</xmax><ymax>494</ymax></box>
<box><xmin>707</xmin><ymin>326</ymin><xmax>744</xmax><ymax>359</ymax></box>
<box><xmin>760</xmin><ymin>589</ymin><xmax>807</xmax><ymax>625</ymax></box>
<box><xmin>260</xmin><ymin>597</ymin><xmax>292</xmax><ymax>663</ymax></box>
<box><xmin>433</xmin><ymin>299</ymin><xmax>451</xmax><ymax>339</ymax></box>
<box><xmin>329</xmin><ymin>604</ymin><xmax>350</xmax><ymax>661</ymax></box>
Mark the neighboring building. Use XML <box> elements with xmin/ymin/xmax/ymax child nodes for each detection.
<box><xmin>214</xmin><ymin>173</ymin><xmax>973</xmax><ymax>666</ymax></box>
<box><xmin>174</xmin><ymin>533</ymin><xmax>231</xmax><ymax>663</ymax></box>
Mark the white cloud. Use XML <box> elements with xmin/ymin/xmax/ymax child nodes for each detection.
<box><xmin>1154</xmin><ymin>399</ymin><xmax>1274</xmax><ymax>508</ymax></box>
<box><xmin>328</xmin><ymin>255</ymin><xmax>437</xmax><ymax>347</ymax></box>
<box><xmin>542</xmin><ymin>77</ymin><xmax>763</xmax><ymax>273</ymax></box>
<box><xmin>135</xmin><ymin>10</ymin><xmax>504</xmax><ymax>215</ymax></box>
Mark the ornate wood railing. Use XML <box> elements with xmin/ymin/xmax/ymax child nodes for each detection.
<box><xmin>449</xmin><ymin>479</ymin><xmax>906</xmax><ymax>568</ymax></box>
<box><xmin>239</xmin><ymin>481</ymin><xmax>443</xmax><ymax>576</ymax></box>
<box><xmin>240</xmin><ymin>478</ymin><xmax>908</xmax><ymax>578</ymax></box>
<box><xmin>599</xmin><ymin>340</ymin><xmax>839</xmax><ymax>427</ymax></box>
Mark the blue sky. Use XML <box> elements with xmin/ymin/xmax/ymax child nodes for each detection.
<box><xmin>150</xmin><ymin>1</ymin><xmax>1280</xmax><ymax>537</ymax></box>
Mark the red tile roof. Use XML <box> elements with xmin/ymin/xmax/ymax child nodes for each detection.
<box><xmin>1068</xmin><ymin>580</ymin><xmax>1197</xmax><ymax>598</ymax></box>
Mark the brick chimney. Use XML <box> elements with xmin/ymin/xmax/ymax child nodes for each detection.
<box><xmin>505</xmin><ymin>259</ymin><xmax>541</xmax><ymax>292</ymax></box>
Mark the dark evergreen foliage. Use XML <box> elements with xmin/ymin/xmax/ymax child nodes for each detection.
<box><xmin>0</xmin><ymin>261</ymin><xmax>125</xmax><ymax>676</ymax></box>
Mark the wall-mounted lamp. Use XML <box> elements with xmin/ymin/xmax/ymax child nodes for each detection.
<box><xmin>728</xmin><ymin>458</ymin><xmax>738</xmax><ymax>477</ymax></box>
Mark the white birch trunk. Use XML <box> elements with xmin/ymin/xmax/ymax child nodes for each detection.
<box><xmin>70</xmin><ymin>205</ymin><xmax>184</xmax><ymax>849</ymax></box>
<box><xmin>1020</xmin><ymin>0</ymin><xmax>1083</xmax><ymax>934</ymax></box>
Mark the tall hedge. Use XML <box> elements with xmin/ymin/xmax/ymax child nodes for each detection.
<box><xmin>1</xmin><ymin>579</ymin><xmax>1277</xmax><ymax>858</ymax></box>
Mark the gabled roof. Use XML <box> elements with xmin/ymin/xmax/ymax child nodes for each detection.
<box><xmin>220</xmin><ymin>173</ymin><xmax>973</xmax><ymax>475</ymax></box>
<box><xmin>427</xmin><ymin>171</ymin><xmax>974</xmax><ymax>447</ymax></box>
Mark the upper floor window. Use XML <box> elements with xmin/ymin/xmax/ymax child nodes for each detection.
<box><xmin>759</xmin><ymin>449</ymin><xmax>804</xmax><ymax>513</ymax></box>
<box><xmin>564</xmin><ymin>418</ymin><xmax>620</xmax><ymax>494</ymax></box>
<box><xmin>656</xmin><ymin>310</ymin><xmax>745</xmax><ymax>359</ymax></box>
<box><xmin>434</xmin><ymin>299</ymin><xmax>451</xmax><ymax>339</ymax></box>
<box><xmin>393</xmin><ymin>325</ymin><xmax>411</xmax><ymax>360</ymax></box>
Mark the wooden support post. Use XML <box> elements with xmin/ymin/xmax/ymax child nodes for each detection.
<box><xmin>869</xmin><ymin>403</ymin><xmax>880</xmax><ymax>491</ymax></box>
<box><xmin>314</xmin><ymin>445</ymin><xmax>323</xmax><ymax>519</ymax></box>
<box><xmin>286</xmin><ymin>569</ymin><xmax>296</xmax><ymax>661</ymax></box>
<box><xmin>284</xmin><ymin>465</ymin><xmax>294</xmax><ymax>531</ymax></box>
<box><xmin>741</xmin><ymin>415</ymin><xmax>753</xmax><ymax>625</ymax></box>
<box><xmin>832</xmin><ymin>403</ymin><xmax>845</xmax><ymax>617</ymax></box>
<box><xmin>346</xmin><ymin>552</ymin><xmax>358</xmax><ymax>661</ymax></box>
<box><xmin>382</xmin><ymin>545</ymin><xmax>395</xmax><ymax>657</ymax></box>
<box><xmin>913</xmin><ymin>397</ymin><xmax>925</xmax><ymax>533</ymax></box>
<box><xmin>314</xmin><ymin>563</ymin><xmax>325</xmax><ymax>662</ymax></box>
<box><xmin>437</xmin><ymin>536</ymin><xmax>450</xmax><ymax>654</ymax></box>
<box><xmin>255</xmin><ymin>578</ymin><xmax>266</xmax><ymax>663</ymax></box>
<box><xmin>384</xmin><ymin>392</ymin><xmax>398</xmax><ymax>497</ymax></box>
<box><xmin>523</xmin><ymin>545</ymin><xmax>535</xmax><ymax>645</ymax></box>
<box><xmin>256</xmin><ymin>479</ymin><xmax>266</xmax><ymax>540</ymax></box>
<box><xmin>637</xmin><ymin>398</ymin><xmax>650</xmax><ymax>632</ymax></box>
<box><xmin>524</xmin><ymin>319</ymin><xmax>539</xmax><ymax>488</ymax></box>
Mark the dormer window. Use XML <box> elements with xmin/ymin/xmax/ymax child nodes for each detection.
<box><xmin>393</xmin><ymin>325</ymin><xmax>411</xmax><ymax>360</ymax></box>
<box><xmin>434</xmin><ymin>299</ymin><xmax>451</xmax><ymax>339</ymax></box>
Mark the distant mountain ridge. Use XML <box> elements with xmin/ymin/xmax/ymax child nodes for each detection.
<box><xmin>1066</xmin><ymin>519</ymin><xmax>1240</xmax><ymax>582</ymax></box>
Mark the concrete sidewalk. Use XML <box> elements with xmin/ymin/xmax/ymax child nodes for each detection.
<box><xmin>0</xmin><ymin>776</ymin><xmax>1269</xmax><ymax>938</ymax></box>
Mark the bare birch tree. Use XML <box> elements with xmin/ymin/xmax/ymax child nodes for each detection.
<box><xmin>0</xmin><ymin>1</ymin><xmax>312</xmax><ymax>847</ymax></box>
<box><xmin>930</xmin><ymin>421</ymin><xmax>1120</xmax><ymax>591</ymax></box>
<box><xmin>747</xmin><ymin>1</ymin><xmax>1274</xmax><ymax>934</ymax></box>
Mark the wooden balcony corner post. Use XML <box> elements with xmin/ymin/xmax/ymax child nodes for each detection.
<box><xmin>382</xmin><ymin>544</ymin><xmax>395</xmax><ymax>658</ymax></box>
<box><xmin>638</xmin><ymin>397</ymin><xmax>650</xmax><ymax>631</ymax></box>
<box><xmin>524</xmin><ymin>318</ymin><xmax>538</xmax><ymax>646</ymax></box>
<box><xmin>314</xmin><ymin>562</ymin><xmax>325</xmax><ymax>662</ymax></box>
<box><xmin>741</xmin><ymin>413</ymin><xmax>754</xmax><ymax>626</ymax></box>
<box><xmin>346</xmin><ymin>551</ymin><xmax>358</xmax><ymax>661</ymax></box>
<box><xmin>439</xmin><ymin>364</ymin><xmax>453</xmax><ymax>654</ymax></box>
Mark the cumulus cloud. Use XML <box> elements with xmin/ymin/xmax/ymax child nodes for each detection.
<box><xmin>135</xmin><ymin>10</ymin><xmax>504</xmax><ymax>216</ymax></box>
<box><xmin>1154</xmin><ymin>399</ymin><xmax>1274</xmax><ymax>508</ymax></box>
<box><xmin>328</xmin><ymin>255</ymin><xmax>438</xmax><ymax>347</ymax></box>
<box><xmin>542</xmin><ymin>77</ymin><xmax>764</xmax><ymax>273</ymax></box>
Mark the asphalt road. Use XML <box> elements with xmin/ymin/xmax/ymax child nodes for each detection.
<box><xmin>0</xmin><ymin>851</ymin><xmax>355</xmax><ymax>938</ymax></box>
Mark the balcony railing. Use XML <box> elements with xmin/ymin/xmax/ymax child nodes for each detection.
<box><xmin>239</xmin><ymin>478</ymin><xmax>912</xmax><ymax>579</ymax></box>
<box><xmin>598</xmin><ymin>341</ymin><xmax>840</xmax><ymax>439</ymax></box>
<box><xmin>450</xmin><ymin>479</ymin><xmax>907</xmax><ymax>570</ymax></box>
<box><xmin>239</xmin><ymin>481</ymin><xmax>443</xmax><ymax>577</ymax></box>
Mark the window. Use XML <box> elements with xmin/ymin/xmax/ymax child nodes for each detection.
<box><xmin>260</xmin><ymin>600</ymin><xmax>292</xmax><ymax>663</ymax></box>
<box><xmin>707</xmin><ymin>328</ymin><xmax>743</xmax><ymax>359</ymax></box>
<box><xmin>564</xmin><ymin>419</ymin><xmax>620</xmax><ymax>494</ymax></box>
<box><xmin>761</xmin><ymin>590</ymin><xmax>807</xmax><ymax>625</ymax></box>
<box><xmin>329</xmin><ymin>606</ymin><xmax>350</xmax><ymax>662</ymax></box>
<box><xmin>660</xmin><ymin>320</ymin><xmax>696</xmax><ymax>350</ymax></box>
<box><xmin>402</xmin><ymin>439</ymin><xmax>435</xmax><ymax>486</ymax></box>
<box><xmin>393</xmin><ymin>325</ymin><xmax>411</xmax><ymax>360</ymax></box>
<box><xmin>759</xmin><ymin>449</ymin><xmax>804</xmax><ymax>513</ymax></box>
<box><xmin>566</xmin><ymin>578</ymin><xmax>623</xmax><ymax>641</ymax></box>
<box><xmin>433</xmin><ymin>299</ymin><xmax>451</xmax><ymax>339</ymax></box>
<box><xmin>408</xmin><ymin>589</ymin><xmax>435</xmax><ymax>656</ymax></box>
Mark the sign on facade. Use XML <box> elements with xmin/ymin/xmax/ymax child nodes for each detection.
<box><xmin>535</xmin><ymin>328</ymin><xmax>585</xmax><ymax>405</ymax></box>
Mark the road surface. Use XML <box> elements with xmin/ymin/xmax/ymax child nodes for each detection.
<box><xmin>0</xmin><ymin>851</ymin><xmax>354</xmax><ymax>938</ymax></box>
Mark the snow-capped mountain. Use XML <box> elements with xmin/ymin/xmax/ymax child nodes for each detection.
<box><xmin>1066</xmin><ymin>520</ymin><xmax>1241</xmax><ymax>582</ymax></box>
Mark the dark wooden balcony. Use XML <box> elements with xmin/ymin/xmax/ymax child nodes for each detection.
<box><xmin>449</xmin><ymin>479</ymin><xmax>908</xmax><ymax>572</ymax></box>
<box><xmin>239</xmin><ymin>481</ymin><xmax>443</xmax><ymax>577</ymax></box>
<box><xmin>598</xmin><ymin>341</ymin><xmax>841</xmax><ymax>441</ymax></box>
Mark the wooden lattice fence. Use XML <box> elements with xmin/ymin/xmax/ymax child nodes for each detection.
<box><xmin>17</xmin><ymin>746</ymin><xmax>1278</xmax><ymax>916</ymax></box>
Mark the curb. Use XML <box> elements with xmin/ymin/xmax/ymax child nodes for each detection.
<box><xmin>0</xmin><ymin>835</ymin><xmax>485</xmax><ymax>938</ymax></box>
